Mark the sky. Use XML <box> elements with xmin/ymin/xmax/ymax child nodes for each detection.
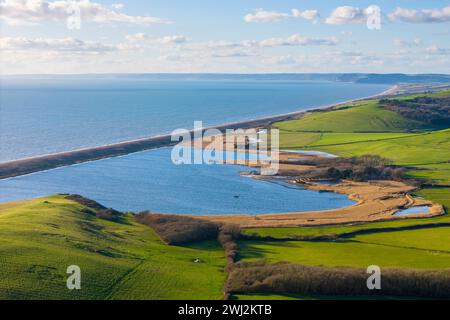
<box><xmin>0</xmin><ymin>0</ymin><xmax>449</xmax><ymax>74</ymax></box>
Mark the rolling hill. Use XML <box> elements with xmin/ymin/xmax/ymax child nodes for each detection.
<box><xmin>0</xmin><ymin>195</ymin><xmax>226</xmax><ymax>300</ymax></box>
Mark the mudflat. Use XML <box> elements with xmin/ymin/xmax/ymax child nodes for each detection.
<box><xmin>198</xmin><ymin>179</ymin><xmax>443</xmax><ymax>227</ymax></box>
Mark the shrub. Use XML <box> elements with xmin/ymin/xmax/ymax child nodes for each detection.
<box><xmin>295</xmin><ymin>155</ymin><xmax>403</xmax><ymax>182</ymax></box>
<box><xmin>135</xmin><ymin>212</ymin><xmax>219</xmax><ymax>245</ymax></box>
<box><xmin>381</xmin><ymin>96</ymin><xmax>450</xmax><ymax>126</ymax></box>
<box><xmin>227</xmin><ymin>261</ymin><xmax>450</xmax><ymax>298</ymax></box>
<box><xmin>218</xmin><ymin>224</ymin><xmax>241</xmax><ymax>270</ymax></box>
<box><xmin>66</xmin><ymin>194</ymin><xmax>124</xmax><ymax>223</ymax></box>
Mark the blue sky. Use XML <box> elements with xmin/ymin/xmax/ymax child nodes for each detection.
<box><xmin>0</xmin><ymin>0</ymin><xmax>449</xmax><ymax>74</ymax></box>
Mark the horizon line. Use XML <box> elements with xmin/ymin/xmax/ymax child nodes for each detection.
<box><xmin>2</xmin><ymin>72</ymin><xmax>450</xmax><ymax>77</ymax></box>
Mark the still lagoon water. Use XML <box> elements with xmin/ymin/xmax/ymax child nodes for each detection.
<box><xmin>0</xmin><ymin>148</ymin><xmax>355</xmax><ymax>214</ymax></box>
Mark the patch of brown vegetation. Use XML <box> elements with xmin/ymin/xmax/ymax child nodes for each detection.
<box><xmin>226</xmin><ymin>261</ymin><xmax>450</xmax><ymax>299</ymax></box>
<box><xmin>197</xmin><ymin>180</ymin><xmax>444</xmax><ymax>228</ymax></box>
<box><xmin>218</xmin><ymin>224</ymin><xmax>241</xmax><ymax>270</ymax></box>
<box><xmin>135</xmin><ymin>212</ymin><xmax>219</xmax><ymax>245</ymax></box>
<box><xmin>65</xmin><ymin>194</ymin><xmax>124</xmax><ymax>223</ymax></box>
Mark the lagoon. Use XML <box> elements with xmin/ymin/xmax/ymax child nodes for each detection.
<box><xmin>0</xmin><ymin>148</ymin><xmax>355</xmax><ymax>214</ymax></box>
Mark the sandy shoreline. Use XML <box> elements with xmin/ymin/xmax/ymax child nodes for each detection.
<box><xmin>3</xmin><ymin>83</ymin><xmax>449</xmax><ymax>180</ymax></box>
<box><xmin>188</xmin><ymin>145</ymin><xmax>445</xmax><ymax>227</ymax></box>
<box><xmin>0</xmin><ymin>83</ymin><xmax>400</xmax><ymax>180</ymax></box>
<box><xmin>0</xmin><ymin>82</ymin><xmax>447</xmax><ymax>226</ymax></box>
<box><xmin>197</xmin><ymin>178</ymin><xmax>444</xmax><ymax>228</ymax></box>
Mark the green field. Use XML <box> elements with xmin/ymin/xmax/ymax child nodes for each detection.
<box><xmin>233</xmin><ymin>90</ymin><xmax>450</xmax><ymax>300</ymax></box>
<box><xmin>242</xmin><ymin>213</ymin><xmax>450</xmax><ymax>239</ymax></box>
<box><xmin>274</xmin><ymin>93</ymin><xmax>450</xmax><ymax>185</ymax></box>
<box><xmin>274</xmin><ymin>102</ymin><xmax>432</xmax><ymax>133</ymax></box>
<box><xmin>417</xmin><ymin>188</ymin><xmax>450</xmax><ymax>211</ymax></box>
<box><xmin>238</xmin><ymin>230</ymin><xmax>450</xmax><ymax>269</ymax></box>
<box><xmin>232</xmin><ymin>293</ymin><xmax>420</xmax><ymax>300</ymax></box>
<box><xmin>0</xmin><ymin>196</ymin><xmax>226</xmax><ymax>300</ymax></box>
<box><xmin>2</xmin><ymin>89</ymin><xmax>450</xmax><ymax>300</ymax></box>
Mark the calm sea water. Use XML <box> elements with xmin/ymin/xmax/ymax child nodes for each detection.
<box><xmin>0</xmin><ymin>77</ymin><xmax>386</xmax><ymax>213</ymax></box>
<box><xmin>0</xmin><ymin>77</ymin><xmax>388</xmax><ymax>162</ymax></box>
<box><xmin>0</xmin><ymin>148</ymin><xmax>355</xmax><ymax>214</ymax></box>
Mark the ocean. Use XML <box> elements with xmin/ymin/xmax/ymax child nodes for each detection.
<box><xmin>0</xmin><ymin>76</ymin><xmax>388</xmax><ymax>213</ymax></box>
<box><xmin>0</xmin><ymin>76</ymin><xmax>388</xmax><ymax>162</ymax></box>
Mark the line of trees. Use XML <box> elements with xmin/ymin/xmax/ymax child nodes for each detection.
<box><xmin>381</xmin><ymin>96</ymin><xmax>450</xmax><ymax>127</ymax></box>
<box><xmin>227</xmin><ymin>261</ymin><xmax>450</xmax><ymax>299</ymax></box>
<box><xmin>290</xmin><ymin>155</ymin><xmax>405</xmax><ymax>182</ymax></box>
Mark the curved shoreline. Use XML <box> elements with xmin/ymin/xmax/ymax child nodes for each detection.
<box><xmin>196</xmin><ymin>179</ymin><xmax>444</xmax><ymax>227</ymax></box>
<box><xmin>3</xmin><ymin>82</ymin><xmax>448</xmax><ymax>180</ymax></box>
<box><xmin>0</xmin><ymin>85</ymin><xmax>396</xmax><ymax>180</ymax></box>
<box><xmin>190</xmin><ymin>147</ymin><xmax>445</xmax><ymax>226</ymax></box>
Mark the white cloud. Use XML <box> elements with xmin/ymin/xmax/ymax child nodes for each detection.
<box><xmin>198</xmin><ymin>35</ymin><xmax>336</xmax><ymax>49</ymax></box>
<box><xmin>291</xmin><ymin>9</ymin><xmax>319</xmax><ymax>22</ymax></box>
<box><xmin>0</xmin><ymin>36</ymin><xmax>118</xmax><ymax>53</ymax></box>
<box><xmin>244</xmin><ymin>8</ymin><xmax>290</xmax><ymax>23</ymax></box>
<box><xmin>0</xmin><ymin>0</ymin><xmax>171</xmax><ymax>26</ymax></box>
<box><xmin>244</xmin><ymin>8</ymin><xmax>320</xmax><ymax>23</ymax></box>
<box><xmin>393</xmin><ymin>39</ymin><xmax>423</xmax><ymax>48</ymax></box>
<box><xmin>426</xmin><ymin>45</ymin><xmax>450</xmax><ymax>55</ymax></box>
<box><xmin>125</xmin><ymin>33</ymin><xmax>148</xmax><ymax>42</ymax></box>
<box><xmin>257</xmin><ymin>34</ymin><xmax>337</xmax><ymax>47</ymax></box>
<box><xmin>160</xmin><ymin>35</ymin><xmax>188</xmax><ymax>44</ymax></box>
<box><xmin>325</xmin><ymin>6</ymin><xmax>368</xmax><ymax>25</ymax></box>
<box><xmin>125</xmin><ymin>33</ymin><xmax>188</xmax><ymax>45</ymax></box>
<box><xmin>210</xmin><ymin>51</ymin><xmax>256</xmax><ymax>58</ymax></box>
<box><xmin>263</xmin><ymin>55</ymin><xmax>297</xmax><ymax>65</ymax></box>
<box><xmin>158</xmin><ymin>54</ymin><xmax>182</xmax><ymax>61</ymax></box>
<box><xmin>204</xmin><ymin>40</ymin><xmax>243</xmax><ymax>49</ymax></box>
<box><xmin>111</xmin><ymin>3</ymin><xmax>124</xmax><ymax>10</ymax></box>
<box><xmin>389</xmin><ymin>6</ymin><xmax>450</xmax><ymax>23</ymax></box>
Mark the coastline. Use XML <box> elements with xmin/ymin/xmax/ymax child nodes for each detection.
<box><xmin>0</xmin><ymin>83</ymin><xmax>447</xmax><ymax>180</ymax></box>
<box><xmin>196</xmin><ymin>178</ymin><xmax>444</xmax><ymax>228</ymax></box>
<box><xmin>0</xmin><ymin>82</ymin><xmax>447</xmax><ymax>226</ymax></box>
<box><xmin>188</xmin><ymin>141</ymin><xmax>444</xmax><ymax>226</ymax></box>
<box><xmin>0</xmin><ymin>84</ymin><xmax>395</xmax><ymax>180</ymax></box>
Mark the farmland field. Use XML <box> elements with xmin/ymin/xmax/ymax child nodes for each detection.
<box><xmin>238</xmin><ymin>228</ymin><xmax>450</xmax><ymax>269</ymax></box>
<box><xmin>275</xmin><ymin>92</ymin><xmax>450</xmax><ymax>185</ymax></box>
<box><xmin>274</xmin><ymin>101</ymin><xmax>432</xmax><ymax>133</ymax></box>
<box><xmin>232</xmin><ymin>90</ymin><xmax>450</xmax><ymax>300</ymax></box>
<box><xmin>242</xmin><ymin>214</ymin><xmax>450</xmax><ymax>239</ymax></box>
<box><xmin>0</xmin><ymin>196</ymin><xmax>226</xmax><ymax>300</ymax></box>
<box><xmin>2</xmin><ymin>90</ymin><xmax>450</xmax><ymax>300</ymax></box>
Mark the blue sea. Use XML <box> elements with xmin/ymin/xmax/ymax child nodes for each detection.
<box><xmin>0</xmin><ymin>76</ymin><xmax>388</xmax><ymax>214</ymax></box>
<box><xmin>0</xmin><ymin>76</ymin><xmax>388</xmax><ymax>162</ymax></box>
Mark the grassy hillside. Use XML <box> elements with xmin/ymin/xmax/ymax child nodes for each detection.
<box><xmin>274</xmin><ymin>92</ymin><xmax>450</xmax><ymax>185</ymax></box>
<box><xmin>3</xmin><ymin>89</ymin><xmax>450</xmax><ymax>301</ymax></box>
<box><xmin>0</xmin><ymin>195</ymin><xmax>226</xmax><ymax>300</ymax></box>
<box><xmin>238</xmin><ymin>227</ymin><xmax>450</xmax><ymax>269</ymax></box>
<box><xmin>231</xmin><ymin>90</ymin><xmax>450</xmax><ymax>300</ymax></box>
<box><xmin>242</xmin><ymin>214</ymin><xmax>450</xmax><ymax>239</ymax></box>
<box><xmin>275</xmin><ymin>101</ymin><xmax>431</xmax><ymax>133</ymax></box>
<box><xmin>297</xmin><ymin>129</ymin><xmax>450</xmax><ymax>166</ymax></box>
